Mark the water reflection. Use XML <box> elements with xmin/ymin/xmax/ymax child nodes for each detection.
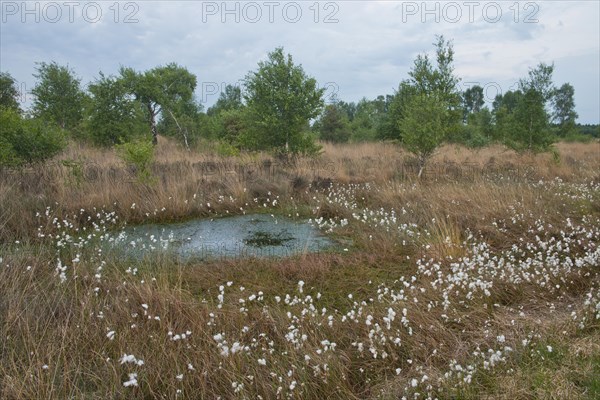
<box><xmin>108</xmin><ymin>214</ymin><xmax>336</xmax><ymax>261</ymax></box>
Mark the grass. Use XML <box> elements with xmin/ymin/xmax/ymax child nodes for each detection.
<box><xmin>0</xmin><ymin>137</ymin><xmax>599</xmax><ymax>399</ymax></box>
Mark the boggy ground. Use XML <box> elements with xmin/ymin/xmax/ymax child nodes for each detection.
<box><xmin>1</xmin><ymin>139</ymin><xmax>599</xmax><ymax>399</ymax></box>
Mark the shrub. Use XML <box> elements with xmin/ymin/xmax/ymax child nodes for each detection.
<box><xmin>216</xmin><ymin>141</ymin><xmax>240</xmax><ymax>157</ymax></box>
<box><xmin>116</xmin><ymin>139</ymin><xmax>155</xmax><ymax>184</ymax></box>
<box><xmin>562</xmin><ymin>132</ymin><xmax>594</xmax><ymax>143</ymax></box>
<box><xmin>0</xmin><ymin>107</ymin><xmax>66</xmax><ymax>167</ymax></box>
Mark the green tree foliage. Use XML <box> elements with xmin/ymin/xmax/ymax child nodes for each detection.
<box><xmin>216</xmin><ymin>109</ymin><xmax>248</xmax><ymax>144</ymax></box>
<box><xmin>207</xmin><ymin>84</ymin><xmax>243</xmax><ymax>116</ymax></box>
<box><xmin>494</xmin><ymin>89</ymin><xmax>553</xmax><ymax>152</ymax></box>
<box><xmin>203</xmin><ymin>107</ymin><xmax>247</xmax><ymax>147</ymax></box>
<box><xmin>504</xmin><ymin>89</ymin><xmax>553</xmax><ymax>152</ymax></box>
<box><xmin>158</xmin><ymin>95</ymin><xmax>204</xmax><ymax>148</ymax></box>
<box><xmin>493</xmin><ymin>63</ymin><xmax>557</xmax><ymax>153</ymax></box>
<box><xmin>373</xmin><ymin>94</ymin><xmax>400</xmax><ymax>141</ymax></box>
<box><xmin>243</xmin><ymin>47</ymin><xmax>325</xmax><ymax>155</ymax></box>
<box><xmin>552</xmin><ymin>83</ymin><xmax>578</xmax><ymax>137</ymax></box>
<box><xmin>205</xmin><ymin>84</ymin><xmax>246</xmax><ymax>145</ymax></box>
<box><xmin>452</xmin><ymin>85</ymin><xmax>492</xmax><ymax>147</ymax></box>
<box><xmin>116</xmin><ymin>139</ymin><xmax>155</xmax><ymax>184</ymax></box>
<box><xmin>492</xmin><ymin>90</ymin><xmax>521</xmax><ymax>116</ymax></box>
<box><xmin>462</xmin><ymin>85</ymin><xmax>484</xmax><ymax>121</ymax></box>
<box><xmin>31</xmin><ymin>61</ymin><xmax>86</xmax><ymax>130</ymax></box>
<box><xmin>120</xmin><ymin>63</ymin><xmax>197</xmax><ymax>146</ymax></box>
<box><xmin>399</xmin><ymin>93</ymin><xmax>448</xmax><ymax>177</ymax></box>
<box><xmin>0</xmin><ymin>72</ymin><xmax>21</xmax><ymax>112</ymax></box>
<box><xmin>337</xmin><ymin>101</ymin><xmax>357</xmax><ymax>122</ymax></box>
<box><xmin>378</xmin><ymin>83</ymin><xmax>418</xmax><ymax>141</ymax></box>
<box><xmin>0</xmin><ymin>108</ymin><xmax>66</xmax><ymax>167</ymax></box>
<box><xmin>519</xmin><ymin>62</ymin><xmax>555</xmax><ymax>103</ymax></box>
<box><xmin>398</xmin><ymin>35</ymin><xmax>462</xmax><ymax>176</ymax></box>
<box><xmin>409</xmin><ymin>36</ymin><xmax>461</xmax><ymax>109</ymax></box>
<box><xmin>577</xmin><ymin>124</ymin><xmax>599</xmax><ymax>138</ymax></box>
<box><xmin>318</xmin><ymin>104</ymin><xmax>351</xmax><ymax>143</ymax></box>
<box><xmin>493</xmin><ymin>90</ymin><xmax>521</xmax><ymax>143</ymax></box>
<box><xmin>349</xmin><ymin>98</ymin><xmax>381</xmax><ymax>142</ymax></box>
<box><xmin>455</xmin><ymin>108</ymin><xmax>493</xmax><ymax>148</ymax></box>
<box><xmin>86</xmin><ymin>73</ymin><xmax>147</xmax><ymax>146</ymax></box>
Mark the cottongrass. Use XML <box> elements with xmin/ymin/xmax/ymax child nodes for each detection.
<box><xmin>1</xmin><ymin>140</ymin><xmax>599</xmax><ymax>399</ymax></box>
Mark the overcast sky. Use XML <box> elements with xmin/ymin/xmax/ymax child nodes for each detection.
<box><xmin>1</xmin><ymin>0</ymin><xmax>599</xmax><ymax>123</ymax></box>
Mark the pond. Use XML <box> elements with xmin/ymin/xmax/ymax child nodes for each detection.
<box><xmin>108</xmin><ymin>214</ymin><xmax>337</xmax><ymax>261</ymax></box>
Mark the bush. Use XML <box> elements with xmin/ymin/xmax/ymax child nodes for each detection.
<box><xmin>452</xmin><ymin>124</ymin><xmax>491</xmax><ymax>149</ymax></box>
<box><xmin>562</xmin><ymin>132</ymin><xmax>594</xmax><ymax>143</ymax></box>
<box><xmin>115</xmin><ymin>139</ymin><xmax>155</xmax><ymax>184</ymax></box>
<box><xmin>215</xmin><ymin>141</ymin><xmax>240</xmax><ymax>157</ymax></box>
<box><xmin>0</xmin><ymin>108</ymin><xmax>66</xmax><ymax>167</ymax></box>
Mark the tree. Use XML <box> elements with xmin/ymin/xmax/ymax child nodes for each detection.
<box><xmin>158</xmin><ymin>95</ymin><xmax>204</xmax><ymax>147</ymax></box>
<box><xmin>207</xmin><ymin>84</ymin><xmax>243</xmax><ymax>116</ymax></box>
<box><xmin>212</xmin><ymin>108</ymin><xmax>248</xmax><ymax>145</ymax></box>
<box><xmin>462</xmin><ymin>85</ymin><xmax>484</xmax><ymax>122</ymax></box>
<box><xmin>410</xmin><ymin>35</ymin><xmax>461</xmax><ymax>109</ymax></box>
<box><xmin>454</xmin><ymin>85</ymin><xmax>490</xmax><ymax>147</ymax></box>
<box><xmin>552</xmin><ymin>83</ymin><xmax>578</xmax><ymax>136</ymax></box>
<box><xmin>243</xmin><ymin>47</ymin><xmax>325</xmax><ymax>155</ymax></box>
<box><xmin>121</xmin><ymin>63</ymin><xmax>197</xmax><ymax>146</ymax></box>
<box><xmin>86</xmin><ymin>73</ymin><xmax>147</xmax><ymax>146</ymax></box>
<box><xmin>399</xmin><ymin>93</ymin><xmax>448</xmax><ymax>177</ymax></box>
<box><xmin>350</xmin><ymin>98</ymin><xmax>380</xmax><ymax>142</ymax></box>
<box><xmin>457</xmin><ymin>107</ymin><xmax>493</xmax><ymax>148</ymax></box>
<box><xmin>519</xmin><ymin>62</ymin><xmax>555</xmax><ymax>104</ymax></box>
<box><xmin>205</xmin><ymin>84</ymin><xmax>246</xmax><ymax>145</ymax></box>
<box><xmin>379</xmin><ymin>82</ymin><xmax>418</xmax><ymax>141</ymax></box>
<box><xmin>337</xmin><ymin>100</ymin><xmax>357</xmax><ymax>122</ymax></box>
<box><xmin>319</xmin><ymin>104</ymin><xmax>350</xmax><ymax>143</ymax></box>
<box><xmin>577</xmin><ymin>124</ymin><xmax>599</xmax><ymax>138</ymax></box>
<box><xmin>397</xmin><ymin>36</ymin><xmax>462</xmax><ymax>177</ymax></box>
<box><xmin>31</xmin><ymin>61</ymin><xmax>86</xmax><ymax>130</ymax></box>
<box><xmin>492</xmin><ymin>90</ymin><xmax>521</xmax><ymax>116</ymax></box>
<box><xmin>493</xmin><ymin>63</ymin><xmax>556</xmax><ymax>153</ymax></box>
<box><xmin>503</xmin><ymin>89</ymin><xmax>552</xmax><ymax>152</ymax></box>
<box><xmin>0</xmin><ymin>72</ymin><xmax>21</xmax><ymax>112</ymax></box>
<box><xmin>0</xmin><ymin>107</ymin><xmax>66</xmax><ymax>167</ymax></box>
<box><xmin>493</xmin><ymin>90</ymin><xmax>519</xmax><ymax>143</ymax></box>
<box><xmin>470</xmin><ymin>108</ymin><xmax>493</xmax><ymax>137</ymax></box>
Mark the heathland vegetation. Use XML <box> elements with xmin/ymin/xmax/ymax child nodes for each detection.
<box><xmin>1</xmin><ymin>37</ymin><xmax>598</xmax><ymax>169</ymax></box>
<box><xmin>1</xmin><ymin>37</ymin><xmax>599</xmax><ymax>399</ymax></box>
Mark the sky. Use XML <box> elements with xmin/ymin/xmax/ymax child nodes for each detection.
<box><xmin>1</xmin><ymin>0</ymin><xmax>599</xmax><ymax>123</ymax></box>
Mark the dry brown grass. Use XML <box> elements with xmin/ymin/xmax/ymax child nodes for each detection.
<box><xmin>1</xmin><ymin>138</ymin><xmax>599</xmax><ymax>399</ymax></box>
<box><xmin>2</xmin><ymin>138</ymin><xmax>598</xmax><ymax>241</ymax></box>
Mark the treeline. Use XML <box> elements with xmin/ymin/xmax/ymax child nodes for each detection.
<box><xmin>1</xmin><ymin>36</ymin><xmax>598</xmax><ymax>169</ymax></box>
<box><xmin>317</xmin><ymin>41</ymin><xmax>596</xmax><ymax>150</ymax></box>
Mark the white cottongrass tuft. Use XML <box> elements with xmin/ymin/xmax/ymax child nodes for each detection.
<box><xmin>123</xmin><ymin>373</ymin><xmax>138</xmax><ymax>387</ymax></box>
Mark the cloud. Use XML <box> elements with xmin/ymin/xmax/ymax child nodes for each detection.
<box><xmin>1</xmin><ymin>0</ymin><xmax>598</xmax><ymax>123</ymax></box>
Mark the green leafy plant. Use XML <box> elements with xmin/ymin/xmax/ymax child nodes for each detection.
<box><xmin>31</xmin><ymin>61</ymin><xmax>86</xmax><ymax>131</ymax></box>
<box><xmin>243</xmin><ymin>47</ymin><xmax>325</xmax><ymax>155</ymax></box>
<box><xmin>0</xmin><ymin>108</ymin><xmax>66</xmax><ymax>167</ymax></box>
<box><xmin>116</xmin><ymin>139</ymin><xmax>155</xmax><ymax>184</ymax></box>
<box><xmin>216</xmin><ymin>141</ymin><xmax>240</xmax><ymax>157</ymax></box>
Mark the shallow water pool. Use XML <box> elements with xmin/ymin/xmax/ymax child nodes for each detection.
<box><xmin>109</xmin><ymin>214</ymin><xmax>337</xmax><ymax>261</ymax></box>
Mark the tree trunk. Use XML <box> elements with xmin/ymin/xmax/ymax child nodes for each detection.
<box><xmin>167</xmin><ymin>108</ymin><xmax>190</xmax><ymax>150</ymax></box>
<box><xmin>417</xmin><ymin>155</ymin><xmax>426</xmax><ymax>179</ymax></box>
<box><xmin>528</xmin><ymin>116</ymin><xmax>533</xmax><ymax>150</ymax></box>
<box><xmin>151</xmin><ymin>122</ymin><xmax>158</xmax><ymax>146</ymax></box>
<box><xmin>147</xmin><ymin>104</ymin><xmax>158</xmax><ymax>145</ymax></box>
